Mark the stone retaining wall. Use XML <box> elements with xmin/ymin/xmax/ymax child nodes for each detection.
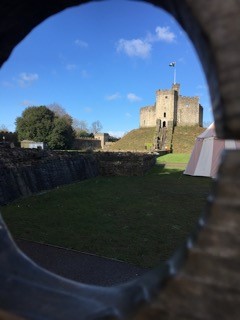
<box><xmin>0</xmin><ymin>149</ymin><xmax>156</xmax><ymax>205</ymax></box>
<box><xmin>0</xmin><ymin>149</ymin><xmax>99</xmax><ymax>205</ymax></box>
<box><xmin>95</xmin><ymin>152</ymin><xmax>156</xmax><ymax>176</ymax></box>
<box><xmin>72</xmin><ymin>138</ymin><xmax>101</xmax><ymax>150</ymax></box>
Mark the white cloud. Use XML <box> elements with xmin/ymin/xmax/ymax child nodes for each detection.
<box><xmin>74</xmin><ymin>39</ymin><xmax>88</xmax><ymax>48</ymax></box>
<box><xmin>127</xmin><ymin>93</ymin><xmax>142</xmax><ymax>102</ymax></box>
<box><xmin>116</xmin><ymin>26</ymin><xmax>175</xmax><ymax>59</ymax></box>
<box><xmin>17</xmin><ymin>73</ymin><xmax>39</xmax><ymax>87</ymax></box>
<box><xmin>105</xmin><ymin>92</ymin><xmax>121</xmax><ymax>101</ymax></box>
<box><xmin>66</xmin><ymin>64</ymin><xmax>77</xmax><ymax>71</ymax></box>
<box><xmin>155</xmin><ymin>26</ymin><xmax>176</xmax><ymax>43</ymax></box>
<box><xmin>116</xmin><ymin>39</ymin><xmax>151</xmax><ymax>59</ymax></box>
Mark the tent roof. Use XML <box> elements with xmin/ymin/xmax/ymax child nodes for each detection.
<box><xmin>198</xmin><ymin>123</ymin><xmax>215</xmax><ymax>139</ymax></box>
<box><xmin>184</xmin><ymin>122</ymin><xmax>240</xmax><ymax>178</ymax></box>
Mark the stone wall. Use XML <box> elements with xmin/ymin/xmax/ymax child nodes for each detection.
<box><xmin>72</xmin><ymin>138</ymin><xmax>101</xmax><ymax>150</ymax></box>
<box><xmin>140</xmin><ymin>105</ymin><xmax>156</xmax><ymax>127</ymax></box>
<box><xmin>95</xmin><ymin>152</ymin><xmax>156</xmax><ymax>176</ymax></box>
<box><xmin>94</xmin><ymin>133</ymin><xmax>109</xmax><ymax>148</ymax></box>
<box><xmin>0</xmin><ymin>149</ymin><xmax>156</xmax><ymax>205</ymax></box>
<box><xmin>0</xmin><ymin>132</ymin><xmax>19</xmax><ymax>146</ymax></box>
<box><xmin>140</xmin><ymin>84</ymin><xmax>203</xmax><ymax>128</ymax></box>
<box><xmin>177</xmin><ymin>96</ymin><xmax>203</xmax><ymax>126</ymax></box>
<box><xmin>0</xmin><ymin>149</ymin><xmax>99</xmax><ymax>205</ymax></box>
<box><xmin>156</xmin><ymin>89</ymin><xmax>177</xmax><ymax>127</ymax></box>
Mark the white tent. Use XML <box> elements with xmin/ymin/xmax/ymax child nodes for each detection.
<box><xmin>184</xmin><ymin>123</ymin><xmax>240</xmax><ymax>178</ymax></box>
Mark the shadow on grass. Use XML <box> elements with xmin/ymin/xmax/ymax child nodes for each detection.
<box><xmin>147</xmin><ymin>163</ymin><xmax>185</xmax><ymax>177</ymax></box>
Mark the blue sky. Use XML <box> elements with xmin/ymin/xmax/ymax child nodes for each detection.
<box><xmin>0</xmin><ymin>0</ymin><xmax>213</xmax><ymax>137</ymax></box>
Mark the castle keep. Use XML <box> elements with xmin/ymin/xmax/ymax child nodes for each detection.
<box><xmin>140</xmin><ymin>83</ymin><xmax>203</xmax><ymax>128</ymax></box>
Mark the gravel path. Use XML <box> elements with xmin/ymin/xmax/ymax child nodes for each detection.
<box><xmin>16</xmin><ymin>239</ymin><xmax>148</xmax><ymax>287</ymax></box>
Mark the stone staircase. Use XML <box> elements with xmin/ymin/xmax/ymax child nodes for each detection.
<box><xmin>154</xmin><ymin>120</ymin><xmax>174</xmax><ymax>151</ymax></box>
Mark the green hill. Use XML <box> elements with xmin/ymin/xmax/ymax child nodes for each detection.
<box><xmin>172</xmin><ymin>125</ymin><xmax>205</xmax><ymax>153</ymax></box>
<box><xmin>108</xmin><ymin>127</ymin><xmax>155</xmax><ymax>151</ymax></box>
<box><xmin>107</xmin><ymin>125</ymin><xmax>204</xmax><ymax>153</ymax></box>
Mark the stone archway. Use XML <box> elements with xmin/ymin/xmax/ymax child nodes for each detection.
<box><xmin>0</xmin><ymin>1</ymin><xmax>240</xmax><ymax>319</ymax></box>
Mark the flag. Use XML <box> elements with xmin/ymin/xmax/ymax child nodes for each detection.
<box><xmin>169</xmin><ymin>62</ymin><xmax>176</xmax><ymax>67</ymax></box>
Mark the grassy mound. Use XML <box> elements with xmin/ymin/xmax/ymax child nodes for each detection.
<box><xmin>108</xmin><ymin>125</ymin><xmax>204</xmax><ymax>153</ymax></box>
<box><xmin>172</xmin><ymin>125</ymin><xmax>205</xmax><ymax>153</ymax></box>
<box><xmin>108</xmin><ymin>127</ymin><xmax>155</xmax><ymax>151</ymax></box>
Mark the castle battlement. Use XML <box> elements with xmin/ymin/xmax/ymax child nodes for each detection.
<box><xmin>140</xmin><ymin>83</ymin><xmax>203</xmax><ymax>128</ymax></box>
<box><xmin>179</xmin><ymin>96</ymin><xmax>199</xmax><ymax>102</ymax></box>
<box><xmin>156</xmin><ymin>89</ymin><xmax>174</xmax><ymax>95</ymax></box>
<box><xmin>140</xmin><ymin>105</ymin><xmax>155</xmax><ymax>112</ymax></box>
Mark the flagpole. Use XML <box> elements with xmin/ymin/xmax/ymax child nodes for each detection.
<box><xmin>169</xmin><ymin>62</ymin><xmax>177</xmax><ymax>84</ymax></box>
<box><xmin>174</xmin><ymin>63</ymin><xmax>176</xmax><ymax>84</ymax></box>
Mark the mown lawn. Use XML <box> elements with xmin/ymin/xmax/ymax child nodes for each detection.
<box><xmin>157</xmin><ymin>153</ymin><xmax>190</xmax><ymax>164</ymax></box>
<box><xmin>1</xmin><ymin>159</ymin><xmax>211</xmax><ymax>268</ymax></box>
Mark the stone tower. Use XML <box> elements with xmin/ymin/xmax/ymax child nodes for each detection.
<box><xmin>140</xmin><ymin>83</ymin><xmax>203</xmax><ymax>128</ymax></box>
<box><xmin>155</xmin><ymin>83</ymin><xmax>180</xmax><ymax>128</ymax></box>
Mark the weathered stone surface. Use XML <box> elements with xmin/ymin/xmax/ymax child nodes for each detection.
<box><xmin>0</xmin><ymin>149</ymin><xmax>156</xmax><ymax>205</ymax></box>
<box><xmin>95</xmin><ymin>152</ymin><xmax>156</xmax><ymax>176</ymax></box>
<box><xmin>140</xmin><ymin>83</ymin><xmax>203</xmax><ymax>128</ymax></box>
<box><xmin>0</xmin><ymin>149</ymin><xmax>99</xmax><ymax>205</ymax></box>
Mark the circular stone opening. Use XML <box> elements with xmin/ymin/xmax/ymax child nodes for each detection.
<box><xmin>1</xmin><ymin>0</ymin><xmax>238</xmax><ymax>319</ymax></box>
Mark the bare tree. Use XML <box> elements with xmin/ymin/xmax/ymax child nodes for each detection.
<box><xmin>91</xmin><ymin>120</ymin><xmax>103</xmax><ymax>135</ymax></box>
<box><xmin>72</xmin><ymin>119</ymin><xmax>89</xmax><ymax>132</ymax></box>
<box><xmin>47</xmin><ymin>103</ymin><xmax>72</xmax><ymax>125</ymax></box>
<box><xmin>0</xmin><ymin>124</ymin><xmax>9</xmax><ymax>132</ymax></box>
<box><xmin>47</xmin><ymin>103</ymin><xmax>67</xmax><ymax>117</ymax></box>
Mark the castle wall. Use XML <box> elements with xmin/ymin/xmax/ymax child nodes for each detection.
<box><xmin>94</xmin><ymin>133</ymin><xmax>109</xmax><ymax>148</ymax></box>
<box><xmin>72</xmin><ymin>138</ymin><xmax>101</xmax><ymax>150</ymax></box>
<box><xmin>140</xmin><ymin>84</ymin><xmax>203</xmax><ymax>128</ymax></box>
<box><xmin>155</xmin><ymin>90</ymin><xmax>177</xmax><ymax>127</ymax></box>
<box><xmin>140</xmin><ymin>106</ymin><xmax>156</xmax><ymax>127</ymax></box>
<box><xmin>177</xmin><ymin>96</ymin><xmax>202</xmax><ymax>126</ymax></box>
<box><xmin>199</xmin><ymin>105</ymin><xmax>203</xmax><ymax>126</ymax></box>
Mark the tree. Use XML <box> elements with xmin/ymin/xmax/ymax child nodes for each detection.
<box><xmin>15</xmin><ymin>105</ymin><xmax>75</xmax><ymax>149</ymax></box>
<box><xmin>47</xmin><ymin>103</ymin><xmax>67</xmax><ymax>117</ymax></box>
<box><xmin>0</xmin><ymin>124</ymin><xmax>9</xmax><ymax>132</ymax></box>
<box><xmin>16</xmin><ymin>106</ymin><xmax>55</xmax><ymax>142</ymax></box>
<box><xmin>72</xmin><ymin>118</ymin><xmax>92</xmax><ymax>138</ymax></box>
<box><xmin>48</xmin><ymin>117</ymin><xmax>75</xmax><ymax>150</ymax></box>
<box><xmin>72</xmin><ymin>118</ymin><xmax>88</xmax><ymax>132</ymax></box>
<box><xmin>75</xmin><ymin>130</ymin><xmax>90</xmax><ymax>138</ymax></box>
<box><xmin>90</xmin><ymin>120</ymin><xmax>103</xmax><ymax>135</ymax></box>
<box><xmin>108</xmin><ymin>135</ymin><xmax>120</xmax><ymax>142</ymax></box>
<box><xmin>48</xmin><ymin>103</ymin><xmax>72</xmax><ymax>125</ymax></box>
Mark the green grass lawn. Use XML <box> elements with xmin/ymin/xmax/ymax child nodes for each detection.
<box><xmin>1</xmin><ymin>160</ymin><xmax>211</xmax><ymax>268</ymax></box>
<box><xmin>157</xmin><ymin>153</ymin><xmax>190</xmax><ymax>163</ymax></box>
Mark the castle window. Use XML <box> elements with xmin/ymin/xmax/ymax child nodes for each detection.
<box><xmin>164</xmin><ymin>112</ymin><xmax>166</xmax><ymax>117</ymax></box>
<box><xmin>165</xmin><ymin>96</ymin><xmax>168</xmax><ymax>99</ymax></box>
